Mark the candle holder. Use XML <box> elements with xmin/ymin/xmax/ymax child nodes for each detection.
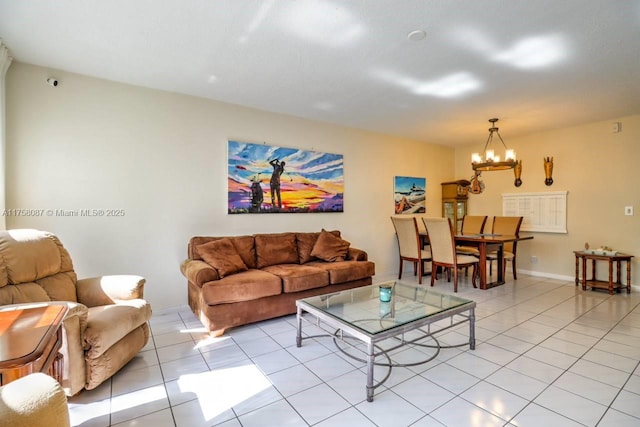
<box><xmin>379</xmin><ymin>284</ymin><xmax>393</xmax><ymax>302</ymax></box>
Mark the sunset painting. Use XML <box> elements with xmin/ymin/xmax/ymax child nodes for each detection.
<box><xmin>228</xmin><ymin>140</ymin><xmax>344</xmax><ymax>214</ymax></box>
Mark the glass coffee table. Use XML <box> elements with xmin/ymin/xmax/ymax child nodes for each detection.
<box><xmin>296</xmin><ymin>280</ymin><xmax>476</xmax><ymax>402</ymax></box>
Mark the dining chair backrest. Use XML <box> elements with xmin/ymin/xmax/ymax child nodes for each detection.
<box><xmin>391</xmin><ymin>216</ymin><xmax>422</xmax><ymax>259</ymax></box>
<box><xmin>422</xmin><ymin>217</ymin><xmax>455</xmax><ymax>264</ymax></box>
<box><xmin>461</xmin><ymin>215</ymin><xmax>488</xmax><ymax>235</ymax></box>
<box><xmin>492</xmin><ymin>216</ymin><xmax>523</xmax><ymax>252</ymax></box>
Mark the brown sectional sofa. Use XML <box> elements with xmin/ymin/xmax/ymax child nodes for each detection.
<box><xmin>181</xmin><ymin>230</ymin><xmax>375</xmax><ymax>336</ymax></box>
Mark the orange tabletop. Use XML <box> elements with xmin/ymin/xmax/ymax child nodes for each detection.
<box><xmin>0</xmin><ymin>303</ymin><xmax>68</xmax><ymax>385</ymax></box>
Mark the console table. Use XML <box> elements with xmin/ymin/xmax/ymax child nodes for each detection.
<box><xmin>574</xmin><ymin>251</ymin><xmax>634</xmax><ymax>295</ymax></box>
<box><xmin>0</xmin><ymin>303</ymin><xmax>68</xmax><ymax>385</ymax></box>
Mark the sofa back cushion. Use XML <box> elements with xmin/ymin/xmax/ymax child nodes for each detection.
<box><xmin>189</xmin><ymin>236</ymin><xmax>256</xmax><ymax>269</ymax></box>
<box><xmin>296</xmin><ymin>230</ymin><xmax>342</xmax><ymax>264</ymax></box>
<box><xmin>255</xmin><ymin>233</ymin><xmax>299</xmax><ymax>268</ymax></box>
<box><xmin>0</xmin><ymin>230</ymin><xmax>78</xmax><ymax>304</ymax></box>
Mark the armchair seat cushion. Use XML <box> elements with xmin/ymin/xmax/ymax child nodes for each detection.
<box><xmin>84</xmin><ymin>299</ymin><xmax>152</xmax><ymax>359</ymax></box>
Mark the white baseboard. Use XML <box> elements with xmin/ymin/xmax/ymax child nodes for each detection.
<box><xmin>517</xmin><ymin>268</ymin><xmax>640</xmax><ymax>291</ymax></box>
<box><xmin>515</xmin><ymin>269</ymin><xmax>574</xmax><ymax>282</ymax></box>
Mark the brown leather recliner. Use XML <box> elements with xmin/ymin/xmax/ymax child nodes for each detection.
<box><xmin>0</xmin><ymin>229</ymin><xmax>151</xmax><ymax>395</ymax></box>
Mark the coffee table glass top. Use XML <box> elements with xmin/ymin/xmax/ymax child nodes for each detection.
<box><xmin>298</xmin><ymin>280</ymin><xmax>473</xmax><ymax>335</ymax></box>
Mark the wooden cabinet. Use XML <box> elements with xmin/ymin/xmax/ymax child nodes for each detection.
<box><xmin>441</xmin><ymin>180</ymin><xmax>470</xmax><ymax>233</ymax></box>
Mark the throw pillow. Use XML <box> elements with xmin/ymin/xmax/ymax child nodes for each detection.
<box><xmin>311</xmin><ymin>230</ymin><xmax>350</xmax><ymax>262</ymax></box>
<box><xmin>297</xmin><ymin>230</ymin><xmax>342</xmax><ymax>263</ymax></box>
<box><xmin>196</xmin><ymin>238</ymin><xmax>248</xmax><ymax>278</ymax></box>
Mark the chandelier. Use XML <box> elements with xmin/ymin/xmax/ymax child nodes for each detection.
<box><xmin>471</xmin><ymin>118</ymin><xmax>516</xmax><ymax>171</ymax></box>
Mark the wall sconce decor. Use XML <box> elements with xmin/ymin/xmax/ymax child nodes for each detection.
<box><xmin>514</xmin><ymin>160</ymin><xmax>523</xmax><ymax>187</ymax></box>
<box><xmin>544</xmin><ymin>156</ymin><xmax>554</xmax><ymax>186</ymax></box>
<box><xmin>471</xmin><ymin>118</ymin><xmax>517</xmax><ymax>172</ymax></box>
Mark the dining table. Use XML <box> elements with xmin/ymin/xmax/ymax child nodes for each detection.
<box><xmin>420</xmin><ymin>232</ymin><xmax>534</xmax><ymax>290</ymax></box>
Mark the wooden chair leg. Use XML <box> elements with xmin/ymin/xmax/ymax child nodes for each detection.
<box><xmin>472</xmin><ymin>264</ymin><xmax>478</xmax><ymax>288</ymax></box>
<box><xmin>453</xmin><ymin>268</ymin><xmax>459</xmax><ymax>292</ymax></box>
<box><xmin>418</xmin><ymin>259</ymin><xmax>423</xmax><ymax>285</ymax></box>
<box><xmin>430</xmin><ymin>265</ymin><xmax>436</xmax><ymax>287</ymax></box>
<box><xmin>413</xmin><ymin>261</ymin><xmax>418</xmax><ymax>276</ymax></box>
<box><xmin>512</xmin><ymin>258</ymin><xmax>517</xmax><ymax>280</ymax></box>
<box><xmin>398</xmin><ymin>258</ymin><xmax>403</xmax><ymax>279</ymax></box>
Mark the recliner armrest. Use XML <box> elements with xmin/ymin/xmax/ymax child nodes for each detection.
<box><xmin>76</xmin><ymin>275</ymin><xmax>145</xmax><ymax>307</ymax></box>
<box><xmin>181</xmin><ymin>259</ymin><xmax>219</xmax><ymax>287</ymax></box>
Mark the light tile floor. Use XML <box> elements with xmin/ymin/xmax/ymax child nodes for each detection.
<box><xmin>68</xmin><ymin>273</ymin><xmax>640</xmax><ymax>426</ymax></box>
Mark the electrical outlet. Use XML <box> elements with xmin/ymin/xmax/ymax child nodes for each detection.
<box><xmin>530</xmin><ymin>256</ymin><xmax>538</xmax><ymax>264</ymax></box>
<box><xmin>625</xmin><ymin>206</ymin><xmax>634</xmax><ymax>216</ymax></box>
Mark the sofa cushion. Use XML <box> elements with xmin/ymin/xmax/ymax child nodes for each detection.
<box><xmin>255</xmin><ymin>233</ymin><xmax>299</xmax><ymax>268</ymax></box>
<box><xmin>262</xmin><ymin>264</ymin><xmax>329</xmax><ymax>293</ymax></box>
<box><xmin>84</xmin><ymin>299</ymin><xmax>152</xmax><ymax>359</ymax></box>
<box><xmin>296</xmin><ymin>230</ymin><xmax>342</xmax><ymax>264</ymax></box>
<box><xmin>196</xmin><ymin>238</ymin><xmax>248</xmax><ymax>278</ymax></box>
<box><xmin>311</xmin><ymin>230</ymin><xmax>350</xmax><ymax>262</ymax></box>
<box><xmin>201</xmin><ymin>269</ymin><xmax>282</xmax><ymax>305</ymax></box>
<box><xmin>307</xmin><ymin>260</ymin><xmax>376</xmax><ymax>285</ymax></box>
<box><xmin>229</xmin><ymin>236</ymin><xmax>257</xmax><ymax>269</ymax></box>
<box><xmin>189</xmin><ymin>236</ymin><xmax>256</xmax><ymax>269</ymax></box>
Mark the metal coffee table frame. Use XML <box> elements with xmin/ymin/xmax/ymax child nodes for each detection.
<box><xmin>296</xmin><ymin>282</ymin><xmax>476</xmax><ymax>402</ymax></box>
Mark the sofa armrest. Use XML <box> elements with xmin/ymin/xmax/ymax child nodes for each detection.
<box><xmin>348</xmin><ymin>247</ymin><xmax>368</xmax><ymax>261</ymax></box>
<box><xmin>181</xmin><ymin>259</ymin><xmax>219</xmax><ymax>287</ymax></box>
<box><xmin>76</xmin><ymin>275</ymin><xmax>145</xmax><ymax>307</ymax></box>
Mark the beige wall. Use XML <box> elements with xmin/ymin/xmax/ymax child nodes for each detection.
<box><xmin>455</xmin><ymin>115</ymin><xmax>640</xmax><ymax>283</ymax></box>
<box><xmin>5</xmin><ymin>63</ymin><xmax>455</xmax><ymax>309</ymax></box>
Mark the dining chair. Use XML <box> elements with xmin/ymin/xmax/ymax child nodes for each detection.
<box><xmin>487</xmin><ymin>216</ymin><xmax>524</xmax><ymax>279</ymax></box>
<box><xmin>391</xmin><ymin>216</ymin><xmax>431</xmax><ymax>284</ymax></box>
<box><xmin>456</xmin><ymin>215</ymin><xmax>488</xmax><ymax>257</ymax></box>
<box><xmin>422</xmin><ymin>217</ymin><xmax>478</xmax><ymax>292</ymax></box>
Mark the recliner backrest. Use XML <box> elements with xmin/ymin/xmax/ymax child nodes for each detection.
<box><xmin>0</xmin><ymin>230</ymin><xmax>78</xmax><ymax>305</ymax></box>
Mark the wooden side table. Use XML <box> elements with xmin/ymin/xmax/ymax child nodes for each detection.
<box><xmin>574</xmin><ymin>251</ymin><xmax>634</xmax><ymax>295</ymax></box>
<box><xmin>0</xmin><ymin>303</ymin><xmax>68</xmax><ymax>385</ymax></box>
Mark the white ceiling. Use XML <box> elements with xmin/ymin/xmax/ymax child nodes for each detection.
<box><xmin>1</xmin><ymin>0</ymin><xmax>639</xmax><ymax>146</ymax></box>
